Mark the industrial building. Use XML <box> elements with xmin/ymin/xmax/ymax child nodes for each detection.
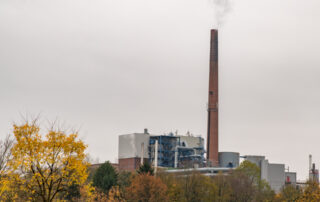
<box><xmin>165</xmin><ymin>154</ymin><xmax>296</xmax><ymax>193</ymax></box>
<box><xmin>285</xmin><ymin>172</ymin><xmax>297</xmax><ymax>186</ymax></box>
<box><xmin>309</xmin><ymin>155</ymin><xmax>319</xmax><ymax>183</ymax></box>
<box><xmin>118</xmin><ymin>129</ymin><xmax>205</xmax><ymax>171</ymax></box>
<box><xmin>118</xmin><ymin>131</ymin><xmax>149</xmax><ymax>171</ymax></box>
<box><xmin>116</xmin><ymin>29</ymin><xmax>300</xmax><ymax>193</ymax></box>
<box><xmin>118</xmin><ymin>131</ymin><xmax>240</xmax><ymax>171</ymax></box>
<box><xmin>244</xmin><ymin>155</ymin><xmax>293</xmax><ymax>193</ymax></box>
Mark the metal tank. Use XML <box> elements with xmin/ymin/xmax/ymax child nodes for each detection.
<box><xmin>218</xmin><ymin>152</ymin><xmax>240</xmax><ymax>168</ymax></box>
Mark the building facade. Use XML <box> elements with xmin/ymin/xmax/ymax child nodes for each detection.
<box><xmin>118</xmin><ymin>129</ymin><xmax>205</xmax><ymax>170</ymax></box>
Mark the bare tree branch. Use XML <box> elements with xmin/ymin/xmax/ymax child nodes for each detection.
<box><xmin>0</xmin><ymin>135</ymin><xmax>14</xmax><ymax>174</ymax></box>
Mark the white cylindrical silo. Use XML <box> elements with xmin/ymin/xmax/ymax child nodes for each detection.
<box><xmin>218</xmin><ymin>152</ymin><xmax>240</xmax><ymax>168</ymax></box>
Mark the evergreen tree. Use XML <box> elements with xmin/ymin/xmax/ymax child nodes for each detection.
<box><xmin>93</xmin><ymin>161</ymin><xmax>118</xmax><ymax>194</ymax></box>
<box><xmin>137</xmin><ymin>161</ymin><xmax>154</xmax><ymax>175</ymax></box>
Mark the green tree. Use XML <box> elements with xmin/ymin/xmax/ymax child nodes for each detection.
<box><xmin>183</xmin><ymin>172</ymin><xmax>211</xmax><ymax>202</ymax></box>
<box><xmin>117</xmin><ymin>170</ymin><xmax>132</xmax><ymax>199</ymax></box>
<box><xmin>159</xmin><ymin>171</ymin><xmax>226</xmax><ymax>202</ymax></box>
<box><xmin>137</xmin><ymin>161</ymin><xmax>154</xmax><ymax>175</ymax></box>
<box><xmin>64</xmin><ymin>183</ymin><xmax>81</xmax><ymax>201</ymax></box>
<box><xmin>277</xmin><ymin>185</ymin><xmax>302</xmax><ymax>201</ymax></box>
<box><xmin>231</xmin><ymin>160</ymin><xmax>275</xmax><ymax>201</ymax></box>
<box><xmin>117</xmin><ymin>171</ymin><xmax>132</xmax><ymax>189</ymax></box>
<box><xmin>228</xmin><ymin>170</ymin><xmax>256</xmax><ymax>202</ymax></box>
<box><xmin>236</xmin><ymin>160</ymin><xmax>261</xmax><ymax>185</ymax></box>
<box><xmin>211</xmin><ymin>172</ymin><xmax>232</xmax><ymax>202</ymax></box>
<box><xmin>255</xmin><ymin>179</ymin><xmax>275</xmax><ymax>201</ymax></box>
<box><xmin>158</xmin><ymin>172</ymin><xmax>186</xmax><ymax>202</ymax></box>
<box><xmin>92</xmin><ymin>161</ymin><xmax>118</xmax><ymax>194</ymax></box>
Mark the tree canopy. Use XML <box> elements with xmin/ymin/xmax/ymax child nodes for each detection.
<box><xmin>92</xmin><ymin>161</ymin><xmax>118</xmax><ymax>194</ymax></box>
<box><xmin>137</xmin><ymin>161</ymin><xmax>154</xmax><ymax>175</ymax></box>
<box><xmin>8</xmin><ymin>121</ymin><xmax>88</xmax><ymax>202</ymax></box>
<box><xmin>3</xmin><ymin>120</ymin><xmax>320</xmax><ymax>201</ymax></box>
<box><xmin>125</xmin><ymin>174</ymin><xmax>168</xmax><ymax>202</ymax></box>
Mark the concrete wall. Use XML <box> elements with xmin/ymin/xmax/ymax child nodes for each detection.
<box><xmin>244</xmin><ymin>155</ymin><xmax>265</xmax><ymax>167</ymax></box>
<box><xmin>245</xmin><ymin>155</ymin><xmax>285</xmax><ymax>193</ymax></box>
<box><xmin>179</xmin><ymin>136</ymin><xmax>204</xmax><ymax>148</ymax></box>
<box><xmin>261</xmin><ymin>159</ymin><xmax>269</xmax><ymax>181</ymax></box>
<box><xmin>267</xmin><ymin>163</ymin><xmax>285</xmax><ymax>193</ymax></box>
<box><xmin>118</xmin><ymin>133</ymin><xmax>150</xmax><ymax>159</ymax></box>
<box><xmin>285</xmin><ymin>172</ymin><xmax>297</xmax><ymax>186</ymax></box>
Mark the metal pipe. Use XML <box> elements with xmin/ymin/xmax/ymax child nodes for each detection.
<box><xmin>141</xmin><ymin>142</ymin><xmax>144</xmax><ymax>165</ymax></box>
<box><xmin>309</xmin><ymin>154</ymin><xmax>312</xmax><ymax>173</ymax></box>
<box><xmin>154</xmin><ymin>140</ymin><xmax>158</xmax><ymax>175</ymax></box>
<box><xmin>174</xmin><ymin>146</ymin><xmax>178</xmax><ymax>168</ymax></box>
<box><xmin>165</xmin><ymin>167</ymin><xmax>234</xmax><ymax>173</ymax></box>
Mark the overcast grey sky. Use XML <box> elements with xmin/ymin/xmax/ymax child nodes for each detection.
<box><xmin>1</xmin><ymin>0</ymin><xmax>320</xmax><ymax>180</ymax></box>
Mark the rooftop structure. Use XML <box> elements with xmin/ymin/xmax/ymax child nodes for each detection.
<box><xmin>118</xmin><ymin>129</ymin><xmax>205</xmax><ymax>171</ymax></box>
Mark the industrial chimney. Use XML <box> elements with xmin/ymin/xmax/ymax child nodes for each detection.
<box><xmin>207</xmin><ymin>29</ymin><xmax>219</xmax><ymax>166</ymax></box>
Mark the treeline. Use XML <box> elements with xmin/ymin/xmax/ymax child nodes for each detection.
<box><xmin>88</xmin><ymin>160</ymin><xmax>275</xmax><ymax>201</ymax></box>
<box><xmin>86</xmin><ymin>160</ymin><xmax>320</xmax><ymax>202</ymax></box>
<box><xmin>0</xmin><ymin>120</ymin><xmax>319</xmax><ymax>201</ymax></box>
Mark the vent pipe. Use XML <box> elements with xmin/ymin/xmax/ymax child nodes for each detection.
<box><xmin>141</xmin><ymin>142</ymin><xmax>144</xmax><ymax>165</ymax></box>
<box><xmin>154</xmin><ymin>140</ymin><xmax>158</xmax><ymax>175</ymax></box>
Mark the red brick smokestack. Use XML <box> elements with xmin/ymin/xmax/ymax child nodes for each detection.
<box><xmin>207</xmin><ymin>29</ymin><xmax>219</xmax><ymax>166</ymax></box>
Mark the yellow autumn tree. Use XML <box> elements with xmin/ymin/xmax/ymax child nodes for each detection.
<box><xmin>0</xmin><ymin>135</ymin><xmax>13</xmax><ymax>198</ymax></box>
<box><xmin>9</xmin><ymin>120</ymin><xmax>88</xmax><ymax>202</ymax></box>
<box><xmin>298</xmin><ymin>180</ymin><xmax>320</xmax><ymax>202</ymax></box>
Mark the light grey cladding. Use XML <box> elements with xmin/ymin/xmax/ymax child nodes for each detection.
<box><xmin>118</xmin><ymin>133</ymin><xmax>150</xmax><ymax>159</ymax></box>
<box><xmin>267</xmin><ymin>163</ymin><xmax>285</xmax><ymax>193</ymax></box>
<box><xmin>285</xmin><ymin>172</ymin><xmax>297</xmax><ymax>186</ymax></box>
<box><xmin>218</xmin><ymin>152</ymin><xmax>240</xmax><ymax>168</ymax></box>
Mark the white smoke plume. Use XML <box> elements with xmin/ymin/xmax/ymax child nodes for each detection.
<box><xmin>211</xmin><ymin>0</ymin><xmax>232</xmax><ymax>27</ymax></box>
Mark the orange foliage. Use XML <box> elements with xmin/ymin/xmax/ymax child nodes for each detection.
<box><xmin>125</xmin><ymin>174</ymin><xmax>168</xmax><ymax>202</ymax></box>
